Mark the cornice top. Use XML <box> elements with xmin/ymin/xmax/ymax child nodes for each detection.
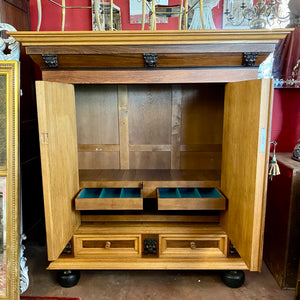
<box><xmin>9</xmin><ymin>29</ymin><xmax>293</xmax><ymax>46</ymax></box>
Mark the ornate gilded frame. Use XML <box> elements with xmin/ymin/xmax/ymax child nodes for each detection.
<box><xmin>0</xmin><ymin>61</ymin><xmax>20</xmax><ymax>300</ymax></box>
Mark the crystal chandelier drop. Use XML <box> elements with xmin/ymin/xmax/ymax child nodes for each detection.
<box><xmin>224</xmin><ymin>0</ymin><xmax>290</xmax><ymax>29</ymax></box>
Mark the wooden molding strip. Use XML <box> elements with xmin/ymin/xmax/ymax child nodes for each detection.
<box><xmin>42</xmin><ymin>68</ymin><xmax>260</xmax><ymax>84</ymax></box>
<box><xmin>78</xmin><ymin>144</ymin><xmax>120</xmax><ymax>152</ymax></box>
<box><xmin>118</xmin><ymin>85</ymin><xmax>130</xmax><ymax>169</ymax></box>
<box><xmin>10</xmin><ymin>29</ymin><xmax>293</xmax><ymax>46</ymax></box>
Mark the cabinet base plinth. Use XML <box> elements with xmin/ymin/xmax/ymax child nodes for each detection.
<box><xmin>48</xmin><ymin>257</ymin><xmax>248</xmax><ymax>271</ymax></box>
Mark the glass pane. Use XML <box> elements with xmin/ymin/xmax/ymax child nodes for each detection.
<box><xmin>0</xmin><ymin>177</ymin><xmax>6</xmax><ymax>295</ymax></box>
<box><xmin>0</xmin><ymin>75</ymin><xmax>6</xmax><ymax>167</ymax></box>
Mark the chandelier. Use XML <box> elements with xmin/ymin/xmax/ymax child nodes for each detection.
<box><xmin>224</xmin><ymin>0</ymin><xmax>290</xmax><ymax>29</ymax></box>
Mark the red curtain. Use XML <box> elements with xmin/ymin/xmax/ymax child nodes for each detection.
<box><xmin>273</xmin><ymin>27</ymin><xmax>300</xmax><ymax>88</ymax></box>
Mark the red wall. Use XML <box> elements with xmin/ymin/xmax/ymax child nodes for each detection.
<box><xmin>29</xmin><ymin>0</ymin><xmax>224</xmax><ymax>31</ymax></box>
<box><xmin>271</xmin><ymin>88</ymin><xmax>300</xmax><ymax>152</ymax></box>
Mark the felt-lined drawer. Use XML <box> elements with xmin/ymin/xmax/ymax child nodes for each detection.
<box><xmin>159</xmin><ymin>234</ymin><xmax>227</xmax><ymax>258</ymax></box>
<box><xmin>75</xmin><ymin>187</ymin><xmax>143</xmax><ymax>210</ymax></box>
<box><xmin>157</xmin><ymin>187</ymin><xmax>226</xmax><ymax>210</ymax></box>
<box><xmin>73</xmin><ymin>235</ymin><xmax>141</xmax><ymax>257</ymax></box>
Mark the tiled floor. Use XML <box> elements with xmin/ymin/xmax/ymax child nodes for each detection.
<box><xmin>22</xmin><ymin>243</ymin><xmax>295</xmax><ymax>300</ymax></box>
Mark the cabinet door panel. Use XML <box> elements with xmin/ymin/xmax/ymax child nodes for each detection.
<box><xmin>221</xmin><ymin>79</ymin><xmax>272</xmax><ymax>271</ymax></box>
<box><xmin>36</xmin><ymin>81</ymin><xmax>80</xmax><ymax>261</ymax></box>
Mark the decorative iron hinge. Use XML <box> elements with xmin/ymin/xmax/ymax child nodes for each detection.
<box><xmin>143</xmin><ymin>53</ymin><xmax>158</xmax><ymax>68</ymax></box>
<box><xmin>242</xmin><ymin>52</ymin><xmax>258</xmax><ymax>67</ymax></box>
<box><xmin>42</xmin><ymin>54</ymin><xmax>58</xmax><ymax>68</ymax></box>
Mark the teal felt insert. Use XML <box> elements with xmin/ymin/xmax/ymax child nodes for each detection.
<box><xmin>178</xmin><ymin>188</ymin><xmax>201</xmax><ymax>198</ymax></box>
<box><xmin>158</xmin><ymin>187</ymin><xmax>222</xmax><ymax>199</ymax></box>
<box><xmin>120</xmin><ymin>188</ymin><xmax>141</xmax><ymax>198</ymax></box>
<box><xmin>78</xmin><ymin>188</ymin><xmax>101</xmax><ymax>198</ymax></box>
<box><xmin>100</xmin><ymin>188</ymin><xmax>121</xmax><ymax>198</ymax></box>
<box><xmin>199</xmin><ymin>188</ymin><xmax>222</xmax><ymax>198</ymax></box>
<box><xmin>158</xmin><ymin>188</ymin><xmax>181</xmax><ymax>198</ymax></box>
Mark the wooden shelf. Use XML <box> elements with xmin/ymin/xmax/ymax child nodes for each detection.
<box><xmin>79</xmin><ymin>169</ymin><xmax>221</xmax><ymax>185</ymax></box>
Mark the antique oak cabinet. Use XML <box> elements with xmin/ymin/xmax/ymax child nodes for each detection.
<box><xmin>11</xmin><ymin>29</ymin><xmax>291</xmax><ymax>286</ymax></box>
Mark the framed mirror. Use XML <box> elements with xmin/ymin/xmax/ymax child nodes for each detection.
<box><xmin>0</xmin><ymin>61</ymin><xmax>20</xmax><ymax>300</ymax></box>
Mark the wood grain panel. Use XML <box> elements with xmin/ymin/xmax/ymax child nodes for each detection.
<box><xmin>118</xmin><ymin>85</ymin><xmax>129</xmax><ymax>169</ymax></box>
<box><xmin>42</xmin><ymin>69</ymin><xmax>260</xmax><ymax>84</ymax></box>
<box><xmin>48</xmin><ymin>256</ymin><xmax>248</xmax><ymax>270</ymax></box>
<box><xmin>78</xmin><ymin>152</ymin><xmax>119</xmax><ymax>170</ymax></box>
<box><xmin>11</xmin><ymin>30</ymin><xmax>292</xmax><ymax>47</ymax></box>
<box><xmin>171</xmin><ymin>85</ymin><xmax>182</xmax><ymax>169</ymax></box>
<box><xmin>79</xmin><ymin>169</ymin><xmax>221</xmax><ymax>183</ymax></box>
<box><xmin>21</xmin><ymin>53</ymin><xmax>268</xmax><ymax>69</ymax></box>
<box><xmin>180</xmin><ymin>152</ymin><xmax>222</xmax><ymax>170</ymax></box>
<box><xmin>220</xmin><ymin>79</ymin><xmax>272</xmax><ymax>271</ymax></box>
<box><xmin>78</xmin><ymin>144</ymin><xmax>119</xmax><ymax>152</ymax></box>
<box><xmin>24</xmin><ymin>43</ymin><xmax>276</xmax><ymax>55</ymax></box>
<box><xmin>129</xmin><ymin>145</ymin><xmax>171</xmax><ymax>151</ymax></box>
<box><xmin>35</xmin><ymin>81</ymin><xmax>80</xmax><ymax>261</ymax></box>
<box><xmin>181</xmin><ymin>84</ymin><xmax>224</xmax><ymax>145</ymax></box>
<box><xmin>81</xmin><ymin>215</ymin><xmax>220</xmax><ymax>223</ymax></box>
<box><xmin>1</xmin><ymin>0</ymin><xmax>30</xmax><ymax>30</ymax></box>
<box><xmin>75</xmin><ymin>85</ymin><xmax>119</xmax><ymax>145</ymax></box>
<box><xmin>129</xmin><ymin>152</ymin><xmax>171</xmax><ymax>169</ymax></box>
<box><xmin>128</xmin><ymin>85</ymin><xmax>172</xmax><ymax>145</ymax></box>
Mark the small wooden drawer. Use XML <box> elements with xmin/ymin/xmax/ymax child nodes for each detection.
<box><xmin>74</xmin><ymin>235</ymin><xmax>141</xmax><ymax>257</ymax></box>
<box><xmin>159</xmin><ymin>234</ymin><xmax>227</xmax><ymax>258</ymax></box>
<box><xmin>75</xmin><ymin>187</ymin><xmax>143</xmax><ymax>210</ymax></box>
<box><xmin>157</xmin><ymin>187</ymin><xmax>226</xmax><ymax>210</ymax></box>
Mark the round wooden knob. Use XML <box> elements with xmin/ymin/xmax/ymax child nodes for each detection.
<box><xmin>190</xmin><ymin>242</ymin><xmax>196</xmax><ymax>250</ymax></box>
<box><xmin>105</xmin><ymin>241</ymin><xmax>111</xmax><ymax>249</ymax></box>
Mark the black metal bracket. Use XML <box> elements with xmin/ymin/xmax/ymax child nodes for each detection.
<box><xmin>143</xmin><ymin>53</ymin><xmax>158</xmax><ymax>68</ymax></box>
<box><xmin>143</xmin><ymin>238</ymin><xmax>158</xmax><ymax>255</ymax></box>
<box><xmin>242</xmin><ymin>52</ymin><xmax>258</xmax><ymax>67</ymax></box>
<box><xmin>42</xmin><ymin>54</ymin><xmax>58</xmax><ymax>68</ymax></box>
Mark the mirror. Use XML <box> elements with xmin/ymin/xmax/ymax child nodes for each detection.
<box><xmin>0</xmin><ymin>61</ymin><xmax>20</xmax><ymax>300</ymax></box>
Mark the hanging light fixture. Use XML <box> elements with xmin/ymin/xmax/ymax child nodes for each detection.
<box><xmin>224</xmin><ymin>0</ymin><xmax>289</xmax><ymax>29</ymax></box>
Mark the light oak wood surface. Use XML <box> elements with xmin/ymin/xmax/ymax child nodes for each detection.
<box><xmin>36</xmin><ymin>81</ymin><xmax>81</xmax><ymax>261</ymax></box>
<box><xmin>220</xmin><ymin>79</ymin><xmax>272</xmax><ymax>271</ymax></box>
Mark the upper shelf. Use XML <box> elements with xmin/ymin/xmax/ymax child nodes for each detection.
<box><xmin>10</xmin><ymin>29</ymin><xmax>293</xmax><ymax>83</ymax></box>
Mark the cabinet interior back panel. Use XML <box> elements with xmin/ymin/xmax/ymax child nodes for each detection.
<box><xmin>128</xmin><ymin>84</ymin><xmax>172</xmax><ymax>146</ymax></box>
<box><xmin>181</xmin><ymin>84</ymin><xmax>224</xmax><ymax>145</ymax></box>
<box><xmin>75</xmin><ymin>85</ymin><xmax>119</xmax><ymax>169</ymax></box>
<box><xmin>75</xmin><ymin>85</ymin><xmax>119</xmax><ymax>145</ymax></box>
<box><xmin>180</xmin><ymin>84</ymin><xmax>224</xmax><ymax>170</ymax></box>
<box><xmin>75</xmin><ymin>84</ymin><xmax>225</xmax><ymax>170</ymax></box>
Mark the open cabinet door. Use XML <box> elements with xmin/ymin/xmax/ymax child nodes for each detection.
<box><xmin>221</xmin><ymin>79</ymin><xmax>273</xmax><ymax>271</ymax></box>
<box><xmin>36</xmin><ymin>81</ymin><xmax>80</xmax><ymax>261</ymax></box>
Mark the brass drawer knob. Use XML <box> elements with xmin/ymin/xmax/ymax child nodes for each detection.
<box><xmin>105</xmin><ymin>241</ymin><xmax>111</xmax><ymax>249</ymax></box>
<box><xmin>190</xmin><ymin>242</ymin><xmax>196</xmax><ymax>250</ymax></box>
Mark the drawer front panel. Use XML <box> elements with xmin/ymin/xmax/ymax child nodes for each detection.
<box><xmin>75</xmin><ymin>187</ymin><xmax>143</xmax><ymax>210</ymax></box>
<box><xmin>74</xmin><ymin>235</ymin><xmax>141</xmax><ymax>257</ymax></box>
<box><xmin>160</xmin><ymin>234</ymin><xmax>227</xmax><ymax>258</ymax></box>
<box><xmin>157</xmin><ymin>187</ymin><xmax>226</xmax><ymax>210</ymax></box>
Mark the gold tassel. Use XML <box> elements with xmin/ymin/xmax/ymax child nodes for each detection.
<box><xmin>269</xmin><ymin>141</ymin><xmax>280</xmax><ymax>180</ymax></box>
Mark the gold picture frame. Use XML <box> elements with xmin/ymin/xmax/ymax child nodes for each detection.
<box><xmin>0</xmin><ymin>61</ymin><xmax>20</xmax><ymax>300</ymax></box>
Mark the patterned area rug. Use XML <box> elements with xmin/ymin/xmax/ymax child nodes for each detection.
<box><xmin>21</xmin><ymin>297</ymin><xmax>80</xmax><ymax>300</ymax></box>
